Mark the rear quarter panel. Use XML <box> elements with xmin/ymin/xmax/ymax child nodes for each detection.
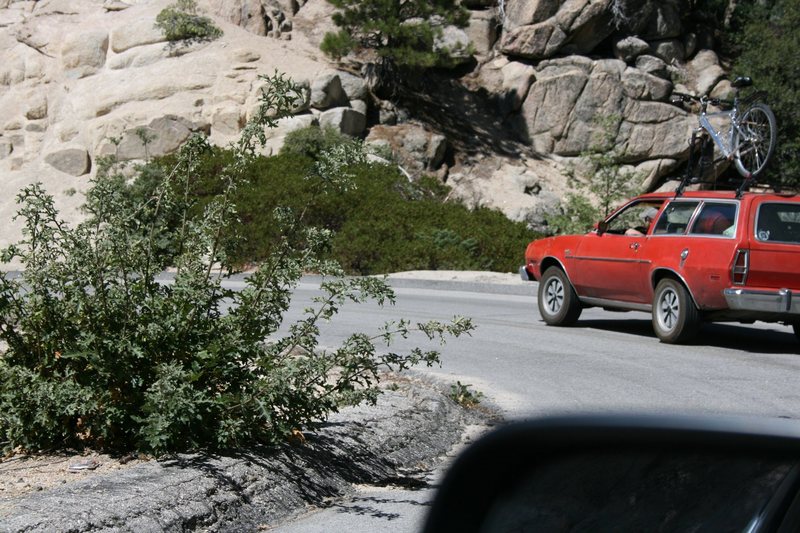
<box><xmin>744</xmin><ymin>196</ymin><xmax>800</xmax><ymax>291</ymax></box>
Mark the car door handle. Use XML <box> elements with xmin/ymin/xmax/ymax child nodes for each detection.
<box><xmin>630</xmin><ymin>243</ymin><xmax>640</xmax><ymax>250</ymax></box>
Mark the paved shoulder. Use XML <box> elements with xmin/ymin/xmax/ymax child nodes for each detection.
<box><xmin>0</xmin><ymin>378</ymin><xmax>489</xmax><ymax>532</ymax></box>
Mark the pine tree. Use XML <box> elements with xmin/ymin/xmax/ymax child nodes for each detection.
<box><xmin>730</xmin><ymin>0</ymin><xmax>800</xmax><ymax>185</ymax></box>
<box><xmin>321</xmin><ymin>0</ymin><xmax>470</xmax><ymax>93</ymax></box>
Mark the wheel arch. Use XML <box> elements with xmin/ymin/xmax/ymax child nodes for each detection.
<box><xmin>651</xmin><ymin>268</ymin><xmax>701</xmax><ymax>311</ymax></box>
<box><xmin>540</xmin><ymin>257</ymin><xmax>572</xmax><ymax>283</ymax></box>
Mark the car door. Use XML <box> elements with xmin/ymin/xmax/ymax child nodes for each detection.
<box><xmin>679</xmin><ymin>200</ymin><xmax>741</xmax><ymax>308</ymax></box>
<box><xmin>570</xmin><ymin>201</ymin><xmax>661</xmax><ymax>302</ymax></box>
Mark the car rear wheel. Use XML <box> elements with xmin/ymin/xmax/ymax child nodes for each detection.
<box><xmin>652</xmin><ymin>278</ymin><xmax>700</xmax><ymax>344</ymax></box>
<box><xmin>792</xmin><ymin>323</ymin><xmax>800</xmax><ymax>342</ymax></box>
<box><xmin>538</xmin><ymin>267</ymin><xmax>582</xmax><ymax>326</ymax></box>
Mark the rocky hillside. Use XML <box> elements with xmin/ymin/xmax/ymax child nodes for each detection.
<box><xmin>0</xmin><ymin>0</ymin><xmax>733</xmax><ymax>244</ymax></box>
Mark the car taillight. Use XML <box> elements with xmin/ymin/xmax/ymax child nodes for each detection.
<box><xmin>731</xmin><ymin>249</ymin><xmax>749</xmax><ymax>285</ymax></box>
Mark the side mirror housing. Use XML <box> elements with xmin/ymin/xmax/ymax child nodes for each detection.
<box><xmin>423</xmin><ymin>415</ymin><xmax>800</xmax><ymax>533</ymax></box>
<box><xmin>596</xmin><ymin>221</ymin><xmax>608</xmax><ymax>234</ymax></box>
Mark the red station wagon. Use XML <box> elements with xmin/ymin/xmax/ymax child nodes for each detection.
<box><xmin>520</xmin><ymin>191</ymin><xmax>800</xmax><ymax>343</ymax></box>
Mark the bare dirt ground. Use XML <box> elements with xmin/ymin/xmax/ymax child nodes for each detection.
<box><xmin>0</xmin><ymin>452</ymin><xmax>149</xmax><ymax>500</ymax></box>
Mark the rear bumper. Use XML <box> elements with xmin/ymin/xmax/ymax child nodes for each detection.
<box><xmin>723</xmin><ymin>288</ymin><xmax>800</xmax><ymax>315</ymax></box>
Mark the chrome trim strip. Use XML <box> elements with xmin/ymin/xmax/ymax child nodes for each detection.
<box><xmin>650</xmin><ymin>268</ymin><xmax>702</xmax><ymax>311</ymax></box>
<box><xmin>539</xmin><ymin>257</ymin><xmax>578</xmax><ymax>290</ymax></box>
<box><xmin>579</xmin><ymin>296</ymin><xmax>652</xmax><ymax>313</ymax></box>
<box><xmin>571</xmin><ymin>256</ymin><xmax>649</xmax><ymax>265</ymax></box>
<box><xmin>649</xmin><ymin>234</ymin><xmax>735</xmax><ymax>239</ymax></box>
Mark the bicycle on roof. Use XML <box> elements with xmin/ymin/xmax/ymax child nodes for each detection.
<box><xmin>672</xmin><ymin>76</ymin><xmax>776</xmax><ymax>195</ymax></box>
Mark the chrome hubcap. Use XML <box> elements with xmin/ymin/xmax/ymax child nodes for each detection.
<box><xmin>658</xmin><ymin>288</ymin><xmax>679</xmax><ymax>331</ymax></box>
<box><xmin>544</xmin><ymin>278</ymin><xmax>564</xmax><ymax>315</ymax></box>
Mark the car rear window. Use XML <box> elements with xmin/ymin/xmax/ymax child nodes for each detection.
<box><xmin>756</xmin><ymin>203</ymin><xmax>800</xmax><ymax>244</ymax></box>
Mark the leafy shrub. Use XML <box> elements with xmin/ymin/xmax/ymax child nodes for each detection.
<box><xmin>281</xmin><ymin>125</ymin><xmax>354</xmax><ymax>160</ymax></box>
<box><xmin>0</xmin><ymin>73</ymin><xmax>472</xmax><ymax>455</ymax></box>
<box><xmin>449</xmin><ymin>381</ymin><xmax>483</xmax><ymax>408</ymax></box>
<box><xmin>155</xmin><ymin>0</ymin><xmax>222</xmax><ymax>43</ymax></box>
<box><xmin>156</xmin><ymin>145</ymin><xmax>533</xmax><ymax>274</ymax></box>
<box><xmin>327</xmin><ymin>171</ymin><xmax>533</xmax><ymax>274</ymax></box>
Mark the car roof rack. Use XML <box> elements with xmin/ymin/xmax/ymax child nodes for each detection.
<box><xmin>742</xmin><ymin>182</ymin><xmax>800</xmax><ymax>197</ymax></box>
<box><xmin>735</xmin><ymin>174</ymin><xmax>755</xmax><ymax>198</ymax></box>
<box><xmin>673</xmin><ymin>172</ymin><xmax>798</xmax><ymax>199</ymax></box>
<box><xmin>673</xmin><ymin>176</ymin><xmax>723</xmax><ymax>197</ymax></box>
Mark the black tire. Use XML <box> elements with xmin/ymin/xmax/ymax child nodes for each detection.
<box><xmin>538</xmin><ymin>267</ymin><xmax>582</xmax><ymax>326</ymax></box>
<box><xmin>652</xmin><ymin>278</ymin><xmax>700</xmax><ymax>344</ymax></box>
<box><xmin>793</xmin><ymin>323</ymin><xmax>800</xmax><ymax>342</ymax></box>
<box><xmin>733</xmin><ymin>102</ymin><xmax>777</xmax><ymax>178</ymax></box>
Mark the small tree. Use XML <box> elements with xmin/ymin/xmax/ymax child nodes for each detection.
<box><xmin>155</xmin><ymin>0</ymin><xmax>222</xmax><ymax>44</ymax></box>
<box><xmin>321</xmin><ymin>0</ymin><xmax>470</xmax><ymax>93</ymax></box>
<box><xmin>0</xmin><ymin>72</ymin><xmax>473</xmax><ymax>455</ymax></box>
<box><xmin>549</xmin><ymin>115</ymin><xmax>642</xmax><ymax>234</ymax></box>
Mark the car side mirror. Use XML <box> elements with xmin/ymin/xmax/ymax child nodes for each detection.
<box><xmin>596</xmin><ymin>221</ymin><xmax>608</xmax><ymax>234</ymax></box>
<box><xmin>423</xmin><ymin>415</ymin><xmax>800</xmax><ymax>533</ymax></box>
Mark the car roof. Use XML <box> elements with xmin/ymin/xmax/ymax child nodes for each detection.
<box><xmin>636</xmin><ymin>190</ymin><xmax>800</xmax><ymax>202</ymax></box>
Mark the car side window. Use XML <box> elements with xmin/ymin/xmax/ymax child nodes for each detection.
<box><xmin>689</xmin><ymin>202</ymin><xmax>737</xmax><ymax>236</ymax></box>
<box><xmin>756</xmin><ymin>203</ymin><xmax>800</xmax><ymax>244</ymax></box>
<box><xmin>603</xmin><ymin>202</ymin><xmax>663</xmax><ymax>235</ymax></box>
<box><xmin>653</xmin><ymin>202</ymin><xmax>699</xmax><ymax>235</ymax></box>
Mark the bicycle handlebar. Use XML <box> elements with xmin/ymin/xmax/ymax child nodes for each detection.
<box><xmin>671</xmin><ymin>92</ymin><xmax>696</xmax><ymax>102</ymax></box>
<box><xmin>671</xmin><ymin>92</ymin><xmax>734</xmax><ymax>108</ymax></box>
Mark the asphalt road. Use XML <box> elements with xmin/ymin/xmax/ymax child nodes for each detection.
<box><xmin>264</xmin><ymin>276</ymin><xmax>800</xmax><ymax>532</ymax></box>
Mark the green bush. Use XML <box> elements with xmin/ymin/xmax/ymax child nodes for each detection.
<box><xmin>154</xmin><ymin>145</ymin><xmax>533</xmax><ymax>274</ymax></box>
<box><xmin>155</xmin><ymin>0</ymin><xmax>222</xmax><ymax>43</ymax></box>
<box><xmin>327</xmin><ymin>169</ymin><xmax>533</xmax><ymax>274</ymax></box>
<box><xmin>281</xmin><ymin>125</ymin><xmax>354</xmax><ymax>160</ymax></box>
<box><xmin>0</xmin><ymin>73</ymin><xmax>472</xmax><ymax>455</ymax></box>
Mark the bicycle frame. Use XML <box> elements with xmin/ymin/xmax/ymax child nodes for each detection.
<box><xmin>677</xmin><ymin>94</ymin><xmax>743</xmax><ymax>196</ymax></box>
<box><xmin>697</xmin><ymin>105</ymin><xmax>739</xmax><ymax>159</ymax></box>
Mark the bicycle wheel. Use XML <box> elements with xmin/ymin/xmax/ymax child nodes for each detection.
<box><xmin>733</xmin><ymin>102</ymin><xmax>777</xmax><ymax>178</ymax></box>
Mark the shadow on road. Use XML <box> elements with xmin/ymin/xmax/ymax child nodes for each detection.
<box><xmin>332</xmin><ymin>494</ymin><xmax>433</xmax><ymax>520</ymax></box>
<box><xmin>572</xmin><ymin>319</ymin><xmax>799</xmax><ymax>354</ymax></box>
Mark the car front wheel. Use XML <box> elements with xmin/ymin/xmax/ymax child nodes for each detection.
<box><xmin>538</xmin><ymin>267</ymin><xmax>582</xmax><ymax>326</ymax></box>
<box><xmin>792</xmin><ymin>323</ymin><xmax>800</xmax><ymax>342</ymax></box>
<box><xmin>652</xmin><ymin>278</ymin><xmax>700</xmax><ymax>344</ymax></box>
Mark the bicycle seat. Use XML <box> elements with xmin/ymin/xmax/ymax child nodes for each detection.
<box><xmin>731</xmin><ymin>76</ymin><xmax>752</xmax><ymax>88</ymax></box>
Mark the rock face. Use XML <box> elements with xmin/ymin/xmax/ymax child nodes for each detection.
<box><xmin>0</xmin><ymin>0</ymin><xmax>741</xmax><ymax>243</ymax></box>
<box><xmin>366</xmin><ymin>124</ymin><xmax>448</xmax><ymax>177</ymax></box>
<box><xmin>511</xmin><ymin>55</ymin><xmax>692</xmax><ymax>185</ymax></box>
